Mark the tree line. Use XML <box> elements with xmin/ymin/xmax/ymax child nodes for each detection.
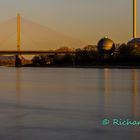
<box><xmin>31</xmin><ymin>44</ymin><xmax>140</xmax><ymax>66</ymax></box>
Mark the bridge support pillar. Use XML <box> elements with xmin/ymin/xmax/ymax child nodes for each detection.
<box><xmin>15</xmin><ymin>55</ymin><xmax>21</xmax><ymax>67</ymax></box>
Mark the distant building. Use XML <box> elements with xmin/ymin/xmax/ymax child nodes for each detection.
<box><xmin>127</xmin><ymin>38</ymin><xmax>140</xmax><ymax>47</ymax></box>
<box><xmin>97</xmin><ymin>37</ymin><xmax>115</xmax><ymax>54</ymax></box>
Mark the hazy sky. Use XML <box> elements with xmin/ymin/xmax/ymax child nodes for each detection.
<box><xmin>0</xmin><ymin>0</ymin><xmax>139</xmax><ymax>44</ymax></box>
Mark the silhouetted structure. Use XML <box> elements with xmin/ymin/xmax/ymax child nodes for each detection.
<box><xmin>15</xmin><ymin>13</ymin><xmax>21</xmax><ymax>67</ymax></box>
<box><xmin>128</xmin><ymin>38</ymin><xmax>140</xmax><ymax>47</ymax></box>
<box><xmin>127</xmin><ymin>0</ymin><xmax>140</xmax><ymax>48</ymax></box>
<box><xmin>97</xmin><ymin>37</ymin><xmax>115</xmax><ymax>59</ymax></box>
<box><xmin>15</xmin><ymin>55</ymin><xmax>21</xmax><ymax>67</ymax></box>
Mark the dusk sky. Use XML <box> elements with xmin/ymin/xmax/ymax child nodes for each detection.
<box><xmin>0</xmin><ymin>0</ymin><xmax>140</xmax><ymax>44</ymax></box>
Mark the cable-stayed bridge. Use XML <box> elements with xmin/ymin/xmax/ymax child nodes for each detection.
<box><xmin>0</xmin><ymin>14</ymin><xmax>86</xmax><ymax>53</ymax></box>
<box><xmin>0</xmin><ymin>50</ymin><xmax>76</xmax><ymax>55</ymax></box>
<box><xmin>0</xmin><ymin>14</ymin><xmax>87</xmax><ymax>66</ymax></box>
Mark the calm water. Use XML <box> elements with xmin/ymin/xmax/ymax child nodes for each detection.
<box><xmin>0</xmin><ymin>67</ymin><xmax>140</xmax><ymax>140</ymax></box>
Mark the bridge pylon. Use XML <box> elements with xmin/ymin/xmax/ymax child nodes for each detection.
<box><xmin>15</xmin><ymin>13</ymin><xmax>21</xmax><ymax>67</ymax></box>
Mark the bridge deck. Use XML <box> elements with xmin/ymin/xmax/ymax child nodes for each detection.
<box><xmin>0</xmin><ymin>50</ymin><xmax>76</xmax><ymax>55</ymax></box>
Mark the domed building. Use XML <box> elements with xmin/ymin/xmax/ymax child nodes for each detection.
<box><xmin>127</xmin><ymin>38</ymin><xmax>140</xmax><ymax>47</ymax></box>
<box><xmin>97</xmin><ymin>37</ymin><xmax>115</xmax><ymax>54</ymax></box>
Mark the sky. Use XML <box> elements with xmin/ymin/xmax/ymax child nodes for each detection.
<box><xmin>0</xmin><ymin>0</ymin><xmax>140</xmax><ymax>45</ymax></box>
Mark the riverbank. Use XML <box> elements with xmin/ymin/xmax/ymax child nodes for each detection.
<box><xmin>1</xmin><ymin>63</ymin><xmax>140</xmax><ymax>69</ymax></box>
<box><xmin>22</xmin><ymin>64</ymin><xmax>140</xmax><ymax>69</ymax></box>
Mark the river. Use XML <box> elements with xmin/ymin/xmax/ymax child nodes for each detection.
<box><xmin>0</xmin><ymin>67</ymin><xmax>140</xmax><ymax>140</ymax></box>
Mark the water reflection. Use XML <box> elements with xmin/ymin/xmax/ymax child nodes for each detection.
<box><xmin>16</xmin><ymin>68</ymin><xmax>21</xmax><ymax>105</ymax></box>
<box><xmin>104</xmin><ymin>68</ymin><xmax>110</xmax><ymax>96</ymax></box>
<box><xmin>103</xmin><ymin>69</ymin><xmax>139</xmax><ymax>119</ymax></box>
<box><xmin>132</xmin><ymin>69</ymin><xmax>138</xmax><ymax>119</ymax></box>
<box><xmin>98</xmin><ymin>69</ymin><xmax>111</xmax><ymax>118</ymax></box>
<box><xmin>131</xmin><ymin>70</ymin><xmax>139</xmax><ymax>140</ymax></box>
<box><xmin>103</xmin><ymin>68</ymin><xmax>112</xmax><ymax>116</ymax></box>
<box><xmin>8</xmin><ymin>68</ymin><xmax>139</xmax><ymax>140</ymax></box>
<box><xmin>15</xmin><ymin>68</ymin><xmax>22</xmax><ymax>140</ymax></box>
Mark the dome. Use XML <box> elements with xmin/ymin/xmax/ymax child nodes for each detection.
<box><xmin>127</xmin><ymin>38</ymin><xmax>140</xmax><ymax>47</ymax></box>
<box><xmin>97</xmin><ymin>37</ymin><xmax>115</xmax><ymax>54</ymax></box>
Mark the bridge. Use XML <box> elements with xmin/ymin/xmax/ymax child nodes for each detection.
<box><xmin>0</xmin><ymin>50</ymin><xmax>76</xmax><ymax>67</ymax></box>
<box><xmin>0</xmin><ymin>14</ymin><xmax>82</xmax><ymax>67</ymax></box>
<box><xmin>0</xmin><ymin>50</ymin><xmax>76</xmax><ymax>55</ymax></box>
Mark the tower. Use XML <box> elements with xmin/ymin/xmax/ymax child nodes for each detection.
<box><xmin>15</xmin><ymin>13</ymin><xmax>21</xmax><ymax>67</ymax></box>
<box><xmin>133</xmin><ymin>0</ymin><xmax>137</xmax><ymax>39</ymax></box>
<box><xmin>17</xmin><ymin>13</ymin><xmax>20</xmax><ymax>51</ymax></box>
<box><xmin>128</xmin><ymin>0</ymin><xmax>140</xmax><ymax>47</ymax></box>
